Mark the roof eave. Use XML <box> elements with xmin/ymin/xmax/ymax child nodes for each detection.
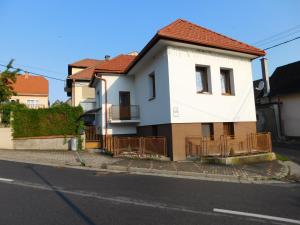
<box><xmin>126</xmin><ymin>34</ymin><xmax>265</xmax><ymax>73</ymax></box>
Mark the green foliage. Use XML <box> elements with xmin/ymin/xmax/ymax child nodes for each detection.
<box><xmin>0</xmin><ymin>60</ymin><xmax>21</xmax><ymax>103</ymax></box>
<box><xmin>12</xmin><ymin>104</ymin><xmax>84</xmax><ymax>138</ymax></box>
<box><xmin>276</xmin><ymin>153</ymin><xmax>289</xmax><ymax>161</ymax></box>
<box><xmin>0</xmin><ymin>102</ymin><xmax>26</xmax><ymax>126</ymax></box>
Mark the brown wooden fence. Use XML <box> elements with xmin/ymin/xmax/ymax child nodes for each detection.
<box><xmin>105</xmin><ymin>136</ymin><xmax>167</xmax><ymax>157</ymax></box>
<box><xmin>186</xmin><ymin>132</ymin><xmax>272</xmax><ymax>158</ymax></box>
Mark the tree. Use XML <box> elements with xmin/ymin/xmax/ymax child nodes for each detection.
<box><xmin>0</xmin><ymin>60</ymin><xmax>20</xmax><ymax>103</ymax></box>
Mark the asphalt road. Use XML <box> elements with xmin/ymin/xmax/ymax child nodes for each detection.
<box><xmin>0</xmin><ymin>160</ymin><xmax>299</xmax><ymax>225</ymax></box>
<box><xmin>273</xmin><ymin>145</ymin><xmax>300</xmax><ymax>165</ymax></box>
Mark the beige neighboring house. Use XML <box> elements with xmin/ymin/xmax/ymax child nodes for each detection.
<box><xmin>65</xmin><ymin>58</ymin><xmax>105</xmax><ymax>111</ymax></box>
<box><xmin>10</xmin><ymin>74</ymin><xmax>49</xmax><ymax>108</ymax></box>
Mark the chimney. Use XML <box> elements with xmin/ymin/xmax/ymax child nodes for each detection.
<box><xmin>127</xmin><ymin>51</ymin><xmax>138</xmax><ymax>56</ymax></box>
<box><xmin>104</xmin><ymin>55</ymin><xmax>110</xmax><ymax>61</ymax></box>
<box><xmin>260</xmin><ymin>58</ymin><xmax>270</xmax><ymax>97</ymax></box>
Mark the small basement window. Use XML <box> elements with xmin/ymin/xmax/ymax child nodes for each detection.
<box><xmin>202</xmin><ymin>123</ymin><xmax>214</xmax><ymax>140</ymax></box>
<box><xmin>223</xmin><ymin>122</ymin><xmax>234</xmax><ymax>137</ymax></box>
<box><xmin>148</xmin><ymin>72</ymin><xmax>156</xmax><ymax>100</ymax></box>
<box><xmin>220</xmin><ymin>69</ymin><xmax>234</xmax><ymax>95</ymax></box>
<box><xmin>195</xmin><ymin>66</ymin><xmax>211</xmax><ymax>93</ymax></box>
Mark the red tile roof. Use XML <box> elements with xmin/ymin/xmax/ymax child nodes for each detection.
<box><xmin>12</xmin><ymin>74</ymin><xmax>48</xmax><ymax>96</ymax></box>
<box><xmin>69</xmin><ymin>59</ymin><xmax>104</xmax><ymax>68</ymax></box>
<box><xmin>69</xmin><ymin>55</ymin><xmax>136</xmax><ymax>81</ymax></box>
<box><xmin>126</xmin><ymin>19</ymin><xmax>265</xmax><ymax>72</ymax></box>
<box><xmin>94</xmin><ymin>54</ymin><xmax>136</xmax><ymax>73</ymax></box>
<box><xmin>158</xmin><ymin>19</ymin><xmax>265</xmax><ymax>56</ymax></box>
<box><xmin>68</xmin><ymin>67</ymin><xmax>95</xmax><ymax>80</ymax></box>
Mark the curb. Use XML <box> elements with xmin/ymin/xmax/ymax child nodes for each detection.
<box><xmin>106</xmin><ymin>165</ymin><xmax>285</xmax><ymax>184</ymax></box>
<box><xmin>0</xmin><ymin>158</ymin><xmax>287</xmax><ymax>184</ymax></box>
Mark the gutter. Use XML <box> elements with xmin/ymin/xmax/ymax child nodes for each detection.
<box><xmin>94</xmin><ymin>74</ymin><xmax>108</xmax><ymax>149</ymax></box>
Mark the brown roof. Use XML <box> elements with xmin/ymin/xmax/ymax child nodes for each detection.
<box><xmin>12</xmin><ymin>74</ymin><xmax>48</xmax><ymax>96</ymax></box>
<box><xmin>94</xmin><ymin>54</ymin><xmax>136</xmax><ymax>73</ymax></box>
<box><xmin>158</xmin><ymin>19</ymin><xmax>265</xmax><ymax>56</ymax></box>
<box><xmin>68</xmin><ymin>67</ymin><xmax>95</xmax><ymax>80</ymax></box>
<box><xmin>69</xmin><ymin>58</ymin><xmax>104</xmax><ymax>68</ymax></box>
<box><xmin>69</xmin><ymin>55</ymin><xmax>136</xmax><ymax>81</ymax></box>
<box><xmin>126</xmin><ymin>19</ymin><xmax>265</xmax><ymax>73</ymax></box>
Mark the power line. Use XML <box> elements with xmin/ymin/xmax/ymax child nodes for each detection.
<box><xmin>263</xmin><ymin>36</ymin><xmax>300</xmax><ymax>51</ymax></box>
<box><xmin>256</xmin><ymin>30</ymin><xmax>300</xmax><ymax>47</ymax></box>
<box><xmin>253</xmin><ymin>24</ymin><xmax>300</xmax><ymax>45</ymax></box>
<box><xmin>0</xmin><ymin>59</ymin><xmax>65</xmax><ymax>76</ymax></box>
<box><xmin>0</xmin><ymin>63</ymin><xmax>65</xmax><ymax>82</ymax></box>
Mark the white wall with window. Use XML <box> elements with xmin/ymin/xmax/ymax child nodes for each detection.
<box><xmin>167</xmin><ymin>45</ymin><xmax>256</xmax><ymax>123</ymax></box>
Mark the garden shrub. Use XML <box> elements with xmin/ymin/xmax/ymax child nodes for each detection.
<box><xmin>12</xmin><ymin>104</ymin><xmax>84</xmax><ymax>138</ymax></box>
<box><xmin>0</xmin><ymin>102</ymin><xmax>26</xmax><ymax>126</ymax></box>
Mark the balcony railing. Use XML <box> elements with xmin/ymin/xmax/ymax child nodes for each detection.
<box><xmin>109</xmin><ymin>105</ymin><xmax>140</xmax><ymax>121</ymax></box>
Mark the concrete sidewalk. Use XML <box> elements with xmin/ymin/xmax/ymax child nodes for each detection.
<box><xmin>0</xmin><ymin>149</ymin><xmax>290</xmax><ymax>183</ymax></box>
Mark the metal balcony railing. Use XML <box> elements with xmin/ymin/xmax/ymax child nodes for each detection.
<box><xmin>109</xmin><ymin>105</ymin><xmax>140</xmax><ymax>121</ymax></box>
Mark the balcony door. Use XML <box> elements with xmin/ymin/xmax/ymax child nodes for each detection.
<box><xmin>119</xmin><ymin>91</ymin><xmax>131</xmax><ymax>120</ymax></box>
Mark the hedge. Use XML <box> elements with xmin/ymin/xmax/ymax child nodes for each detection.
<box><xmin>0</xmin><ymin>102</ymin><xmax>27</xmax><ymax>126</ymax></box>
<box><xmin>12</xmin><ymin>104</ymin><xmax>84</xmax><ymax>138</ymax></box>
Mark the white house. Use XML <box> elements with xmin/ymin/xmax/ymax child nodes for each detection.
<box><xmin>255</xmin><ymin>60</ymin><xmax>300</xmax><ymax>139</ymax></box>
<box><xmin>90</xmin><ymin>19</ymin><xmax>266</xmax><ymax>160</ymax></box>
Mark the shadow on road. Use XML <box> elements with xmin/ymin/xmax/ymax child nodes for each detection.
<box><xmin>27</xmin><ymin>165</ymin><xmax>98</xmax><ymax>225</ymax></box>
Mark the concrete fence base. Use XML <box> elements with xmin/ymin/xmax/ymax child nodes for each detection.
<box><xmin>0</xmin><ymin>128</ymin><xmax>13</xmax><ymax>149</ymax></box>
<box><xmin>0</xmin><ymin>128</ymin><xmax>86</xmax><ymax>150</ymax></box>
<box><xmin>13</xmin><ymin>136</ymin><xmax>74</xmax><ymax>150</ymax></box>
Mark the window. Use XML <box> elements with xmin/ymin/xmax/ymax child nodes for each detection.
<box><xmin>220</xmin><ymin>69</ymin><xmax>233</xmax><ymax>95</ymax></box>
<box><xmin>202</xmin><ymin>123</ymin><xmax>214</xmax><ymax>139</ymax></box>
<box><xmin>223</xmin><ymin>122</ymin><xmax>234</xmax><ymax>136</ymax></box>
<box><xmin>196</xmin><ymin>66</ymin><xmax>210</xmax><ymax>93</ymax></box>
<box><xmin>148</xmin><ymin>72</ymin><xmax>156</xmax><ymax>100</ymax></box>
<box><xmin>26</xmin><ymin>99</ymin><xmax>39</xmax><ymax>109</ymax></box>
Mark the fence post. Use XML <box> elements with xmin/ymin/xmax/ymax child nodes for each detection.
<box><xmin>268</xmin><ymin>132</ymin><xmax>272</xmax><ymax>152</ymax></box>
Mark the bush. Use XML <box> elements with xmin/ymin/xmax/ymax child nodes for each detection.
<box><xmin>12</xmin><ymin>104</ymin><xmax>84</xmax><ymax>138</ymax></box>
<box><xmin>0</xmin><ymin>102</ymin><xmax>26</xmax><ymax>126</ymax></box>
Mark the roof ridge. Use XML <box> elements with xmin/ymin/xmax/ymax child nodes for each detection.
<box><xmin>158</xmin><ymin>19</ymin><xmax>264</xmax><ymax>53</ymax></box>
<box><xmin>277</xmin><ymin>60</ymin><xmax>300</xmax><ymax>69</ymax></box>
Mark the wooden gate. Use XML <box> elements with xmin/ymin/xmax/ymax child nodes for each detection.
<box><xmin>85</xmin><ymin>125</ymin><xmax>101</xmax><ymax>149</ymax></box>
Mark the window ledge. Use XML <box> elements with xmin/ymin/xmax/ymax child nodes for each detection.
<box><xmin>222</xmin><ymin>93</ymin><xmax>234</xmax><ymax>96</ymax></box>
<box><xmin>197</xmin><ymin>91</ymin><xmax>212</xmax><ymax>95</ymax></box>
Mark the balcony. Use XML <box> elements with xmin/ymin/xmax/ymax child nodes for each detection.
<box><xmin>109</xmin><ymin>105</ymin><xmax>140</xmax><ymax>123</ymax></box>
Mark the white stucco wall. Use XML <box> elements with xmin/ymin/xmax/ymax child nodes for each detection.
<box><xmin>277</xmin><ymin>93</ymin><xmax>300</xmax><ymax>137</ymax></box>
<box><xmin>134</xmin><ymin>49</ymin><xmax>171</xmax><ymax>126</ymax></box>
<box><xmin>95</xmin><ymin>75</ymin><xmax>137</xmax><ymax>135</ymax></box>
<box><xmin>167</xmin><ymin>46</ymin><xmax>256</xmax><ymax>123</ymax></box>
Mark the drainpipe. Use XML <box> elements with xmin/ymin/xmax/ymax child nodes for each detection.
<box><xmin>94</xmin><ymin>74</ymin><xmax>108</xmax><ymax>148</ymax></box>
<box><xmin>72</xmin><ymin>79</ymin><xmax>75</xmax><ymax>106</ymax></box>
<box><xmin>260</xmin><ymin>58</ymin><xmax>270</xmax><ymax>97</ymax></box>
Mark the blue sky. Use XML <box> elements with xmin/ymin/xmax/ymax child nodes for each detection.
<box><xmin>0</xmin><ymin>0</ymin><xmax>299</xmax><ymax>103</ymax></box>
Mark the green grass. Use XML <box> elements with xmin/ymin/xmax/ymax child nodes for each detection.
<box><xmin>276</xmin><ymin>153</ymin><xmax>289</xmax><ymax>161</ymax></box>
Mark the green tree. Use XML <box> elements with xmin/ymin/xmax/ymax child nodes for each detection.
<box><xmin>0</xmin><ymin>60</ymin><xmax>20</xmax><ymax>103</ymax></box>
